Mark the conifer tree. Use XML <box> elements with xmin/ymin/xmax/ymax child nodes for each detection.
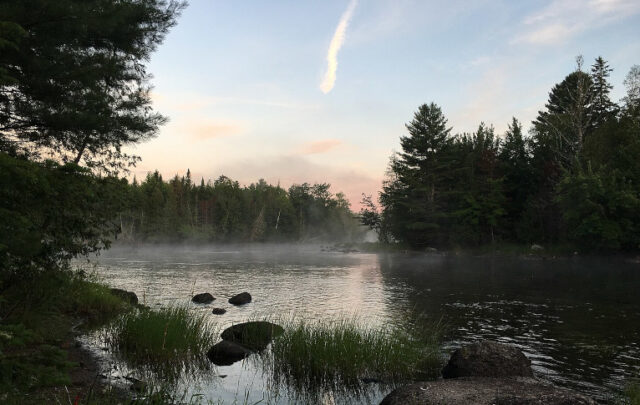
<box><xmin>590</xmin><ymin>56</ymin><xmax>616</xmax><ymax>127</ymax></box>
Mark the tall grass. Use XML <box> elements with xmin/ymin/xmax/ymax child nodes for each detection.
<box><xmin>106</xmin><ymin>306</ymin><xmax>218</xmax><ymax>379</ymax></box>
<box><xmin>626</xmin><ymin>378</ymin><xmax>640</xmax><ymax>405</ymax></box>
<box><xmin>264</xmin><ymin>317</ymin><xmax>443</xmax><ymax>401</ymax></box>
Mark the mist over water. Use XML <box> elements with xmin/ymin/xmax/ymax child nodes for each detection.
<box><xmin>85</xmin><ymin>245</ymin><xmax>640</xmax><ymax>403</ymax></box>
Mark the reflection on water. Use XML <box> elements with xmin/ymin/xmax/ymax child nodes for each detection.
<box><xmin>85</xmin><ymin>245</ymin><xmax>640</xmax><ymax>403</ymax></box>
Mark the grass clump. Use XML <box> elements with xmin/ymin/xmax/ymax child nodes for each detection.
<box><xmin>107</xmin><ymin>306</ymin><xmax>217</xmax><ymax>378</ymax></box>
<box><xmin>626</xmin><ymin>378</ymin><xmax>640</xmax><ymax>405</ymax></box>
<box><xmin>266</xmin><ymin>318</ymin><xmax>443</xmax><ymax>399</ymax></box>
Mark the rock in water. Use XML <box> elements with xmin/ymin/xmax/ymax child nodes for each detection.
<box><xmin>442</xmin><ymin>340</ymin><xmax>533</xmax><ymax>379</ymax></box>
<box><xmin>220</xmin><ymin>321</ymin><xmax>284</xmax><ymax>351</ymax></box>
<box><xmin>228</xmin><ymin>292</ymin><xmax>251</xmax><ymax>305</ymax></box>
<box><xmin>109</xmin><ymin>288</ymin><xmax>138</xmax><ymax>305</ymax></box>
<box><xmin>206</xmin><ymin>341</ymin><xmax>252</xmax><ymax>366</ymax></box>
<box><xmin>192</xmin><ymin>293</ymin><xmax>215</xmax><ymax>304</ymax></box>
<box><xmin>211</xmin><ymin>308</ymin><xmax>226</xmax><ymax>315</ymax></box>
<box><xmin>379</xmin><ymin>377</ymin><xmax>596</xmax><ymax>405</ymax></box>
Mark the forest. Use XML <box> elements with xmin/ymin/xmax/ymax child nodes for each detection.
<box><xmin>117</xmin><ymin>171</ymin><xmax>361</xmax><ymax>242</ymax></box>
<box><xmin>361</xmin><ymin>57</ymin><xmax>640</xmax><ymax>252</ymax></box>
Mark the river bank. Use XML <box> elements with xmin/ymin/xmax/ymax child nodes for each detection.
<box><xmin>0</xmin><ymin>270</ymin><xmax>133</xmax><ymax>404</ymax></box>
<box><xmin>3</xmin><ymin>250</ymin><xmax>640</xmax><ymax>404</ymax></box>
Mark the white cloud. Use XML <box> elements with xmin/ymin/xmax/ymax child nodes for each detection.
<box><xmin>320</xmin><ymin>0</ymin><xmax>358</xmax><ymax>94</ymax></box>
<box><xmin>514</xmin><ymin>0</ymin><xmax>640</xmax><ymax>45</ymax></box>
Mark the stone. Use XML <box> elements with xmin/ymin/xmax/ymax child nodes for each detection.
<box><xmin>109</xmin><ymin>288</ymin><xmax>138</xmax><ymax>305</ymax></box>
<box><xmin>379</xmin><ymin>377</ymin><xmax>596</xmax><ymax>405</ymax></box>
<box><xmin>192</xmin><ymin>292</ymin><xmax>215</xmax><ymax>304</ymax></box>
<box><xmin>211</xmin><ymin>308</ymin><xmax>226</xmax><ymax>315</ymax></box>
<box><xmin>530</xmin><ymin>244</ymin><xmax>544</xmax><ymax>251</ymax></box>
<box><xmin>206</xmin><ymin>340</ymin><xmax>252</xmax><ymax>366</ymax></box>
<box><xmin>220</xmin><ymin>321</ymin><xmax>284</xmax><ymax>351</ymax></box>
<box><xmin>228</xmin><ymin>292</ymin><xmax>251</xmax><ymax>305</ymax></box>
<box><xmin>442</xmin><ymin>340</ymin><xmax>533</xmax><ymax>379</ymax></box>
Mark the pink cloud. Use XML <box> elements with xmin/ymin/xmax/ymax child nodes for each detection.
<box><xmin>297</xmin><ymin>139</ymin><xmax>343</xmax><ymax>155</ymax></box>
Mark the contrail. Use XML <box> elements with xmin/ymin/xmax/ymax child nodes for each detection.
<box><xmin>320</xmin><ymin>0</ymin><xmax>357</xmax><ymax>94</ymax></box>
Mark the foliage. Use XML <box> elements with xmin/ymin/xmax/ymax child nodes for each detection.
<box><xmin>368</xmin><ymin>57</ymin><xmax>640</xmax><ymax>252</ymax></box>
<box><xmin>0</xmin><ymin>0</ymin><xmax>185</xmax><ymax>172</ymax></box>
<box><xmin>0</xmin><ymin>271</ymin><xmax>132</xmax><ymax>397</ymax></box>
<box><xmin>118</xmin><ymin>171</ymin><xmax>363</xmax><ymax>243</ymax></box>
<box><xmin>0</xmin><ymin>153</ymin><xmax>127</xmax><ymax>278</ymax></box>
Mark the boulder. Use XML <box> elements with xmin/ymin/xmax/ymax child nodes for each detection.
<box><xmin>206</xmin><ymin>340</ymin><xmax>252</xmax><ymax>366</ymax></box>
<box><xmin>442</xmin><ymin>341</ymin><xmax>533</xmax><ymax>379</ymax></box>
<box><xmin>530</xmin><ymin>244</ymin><xmax>544</xmax><ymax>251</ymax></box>
<box><xmin>220</xmin><ymin>321</ymin><xmax>284</xmax><ymax>351</ymax></box>
<box><xmin>192</xmin><ymin>293</ymin><xmax>215</xmax><ymax>304</ymax></box>
<box><xmin>379</xmin><ymin>377</ymin><xmax>595</xmax><ymax>405</ymax></box>
<box><xmin>109</xmin><ymin>288</ymin><xmax>138</xmax><ymax>305</ymax></box>
<box><xmin>228</xmin><ymin>292</ymin><xmax>251</xmax><ymax>305</ymax></box>
<box><xmin>211</xmin><ymin>308</ymin><xmax>226</xmax><ymax>315</ymax></box>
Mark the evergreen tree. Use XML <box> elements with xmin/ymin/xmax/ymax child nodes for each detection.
<box><xmin>498</xmin><ymin>118</ymin><xmax>532</xmax><ymax>239</ymax></box>
<box><xmin>590</xmin><ymin>56</ymin><xmax>616</xmax><ymax>127</ymax></box>
<box><xmin>0</xmin><ymin>0</ymin><xmax>186</xmax><ymax>172</ymax></box>
<box><xmin>380</xmin><ymin>103</ymin><xmax>452</xmax><ymax>247</ymax></box>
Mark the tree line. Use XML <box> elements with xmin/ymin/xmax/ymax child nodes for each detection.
<box><xmin>118</xmin><ymin>171</ymin><xmax>361</xmax><ymax>243</ymax></box>
<box><xmin>361</xmin><ymin>57</ymin><xmax>640</xmax><ymax>252</ymax></box>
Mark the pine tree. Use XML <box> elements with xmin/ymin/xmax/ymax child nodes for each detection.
<box><xmin>381</xmin><ymin>103</ymin><xmax>453</xmax><ymax>247</ymax></box>
<box><xmin>0</xmin><ymin>0</ymin><xmax>186</xmax><ymax>172</ymax></box>
<box><xmin>590</xmin><ymin>56</ymin><xmax>616</xmax><ymax>128</ymax></box>
<box><xmin>498</xmin><ymin>118</ymin><xmax>532</xmax><ymax>239</ymax></box>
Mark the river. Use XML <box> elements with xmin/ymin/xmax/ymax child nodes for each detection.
<box><xmin>83</xmin><ymin>244</ymin><xmax>640</xmax><ymax>404</ymax></box>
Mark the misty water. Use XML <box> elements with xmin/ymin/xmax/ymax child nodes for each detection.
<box><xmin>83</xmin><ymin>245</ymin><xmax>640</xmax><ymax>403</ymax></box>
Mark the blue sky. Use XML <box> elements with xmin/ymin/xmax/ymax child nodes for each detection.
<box><xmin>130</xmin><ymin>0</ymin><xmax>640</xmax><ymax>208</ymax></box>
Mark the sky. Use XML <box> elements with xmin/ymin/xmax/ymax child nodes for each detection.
<box><xmin>130</xmin><ymin>0</ymin><xmax>640</xmax><ymax>209</ymax></box>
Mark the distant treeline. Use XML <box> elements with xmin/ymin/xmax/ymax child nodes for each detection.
<box><xmin>117</xmin><ymin>172</ymin><xmax>363</xmax><ymax>243</ymax></box>
<box><xmin>361</xmin><ymin>57</ymin><xmax>640</xmax><ymax>251</ymax></box>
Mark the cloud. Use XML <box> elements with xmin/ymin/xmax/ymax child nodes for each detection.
<box><xmin>320</xmin><ymin>0</ymin><xmax>358</xmax><ymax>94</ymax></box>
<box><xmin>211</xmin><ymin>155</ymin><xmax>380</xmax><ymax>210</ymax></box>
<box><xmin>297</xmin><ymin>139</ymin><xmax>343</xmax><ymax>155</ymax></box>
<box><xmin>176</xmin><ymin>121</ymin><xmax>244</xmax><ymax>141</ymax></box>
<box><xmin>513</xmin><ymin>0</ymin><xmax>640</xmax><ymax>45</ymax></box>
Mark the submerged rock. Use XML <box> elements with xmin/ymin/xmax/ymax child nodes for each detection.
<box><xmin>211</xmin><ymin>308</ymin><xmax>226</xmax><ymax>315</ymax></box>
<box><xmin>379</xmin><ymin>377</ymin><xmax>595</xmax><ymax>405</ymax></box>
<box><xmin>109</xmin><ymin>288</ymin><xmax>138</xmax><ymax>305</ymax></box>
<box><xmin>442</xmin><ymin>340</ymin><xmax>533</xmax><ymax>379</ymax></box>
<box><xmin>228</xmin><ymin>292</ymin><xmax>251</xmax><ymax>305</ymax></box>
<box><xmin>220</xmin><ymin>321</ymin><xmax>284</xmax><ymax>351</ymax></box>
<box><xmin>192</xmin><ymin>292</ymin><xmax>215</xmax><ymax>304</ymax></box>
<box><xmin>206</xmin><ymin>340</ymin><xmax>252</xmax><ymax>366</ymax></box>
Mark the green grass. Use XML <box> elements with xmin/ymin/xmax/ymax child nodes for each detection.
<box><xmin>264</xmin><ymin>317</ymin><xmax>443</xmax><ymax>400</ymax></box>
<box><xmin>106</xmin><ymin>306</ymin><xmax>218</xmax><ymax>379</ymax></box>
<box><xmin>626</xmin><ymin>378</ymin><xmax>640</xmax><ymax>405</ymax></box>
<box><xmin>0</xmin><ymin>269</ymin><xmax>134</xmax><ymax>402</ymax></box>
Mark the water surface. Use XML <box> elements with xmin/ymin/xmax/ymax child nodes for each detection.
<box><xmin>85</xmin><ymin>245</ymin><xmax>640</xmax><ymax>403</ymax></box>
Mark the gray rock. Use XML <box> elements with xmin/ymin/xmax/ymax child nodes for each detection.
<box><xmin>531</xmin><ymin>244</ymin><xmax>544</xmax><ymax>251</ymax></box>
<box><xmin>228</xmin><ymin>292</ymin><xmax>252</xmax><ymax>305</ymax></box>
<box><xmin>220</xmin><ymin>321</ymin><xmax>284</xmax><ymax>351</ymax></box>
<box><xmin>109</xmin><ymin>288</ymin><xmax>138</xmax><ymax>305</ymax></box>
<box><xmin>206</xmin><ymin>340</ymin><xmax>252</xmax><ymax>366</ymax></box>
<box><xmin>211</xmin><ymin>308</ymin><xmax>226</xmax><ymax>315</ymax></box>
<box><xmin>442</xmin><ymin>340</ymin><xmax>533</xmax><ymax>379</ymax></box>
<box><xmin>379</xmin><ymin>377</ymin><xmax>596</xmax><ymax>405</ymax></box>
<box><xmin>192</xmin><ymin>292</ymin><xmax>215</xmax><ymax>304</ymax></box>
